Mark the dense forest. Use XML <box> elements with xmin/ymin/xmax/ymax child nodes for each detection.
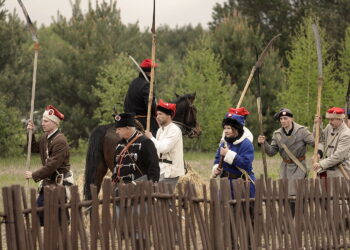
<box><xmin>0</xmin><ymin>0</ymin><xmax>349</xmax><ymax>156</ymax></box>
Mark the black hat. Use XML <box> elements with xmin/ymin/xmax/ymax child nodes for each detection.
<box><xmin>274</xmin><ymin>108</ymin><xmax>293</xmax><ymax>120</ymax></box>
<box><xmin>115</xmin><ymin>113</ymin><xmax>136</xmax><ymax>128</ymax></box>
<box><xmin>222</xmin><ymin>117</ymin><xmax>244</xmax><ymax>137</ymax></box>
<box><xmin>222</xmin><ymin>117</ymin><xmax>243</xmax><ymax>130</ymax></box>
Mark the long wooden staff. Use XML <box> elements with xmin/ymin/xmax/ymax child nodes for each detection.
<box><xmin>311</xmin><ymin>24</ymin><xmax>323</xmax><ymax>179</ymax></box>
<box><xmin>236</xmin><ymin>34</ymin><xmax>281</xmax><ymax>108</ymax></box>
<box><xmin>346</xmin><ymin>79</ymin><xmax>350</xmax><ymax>127</ymax></box>
<box><xmin>255</xmin><ymin>48</ymin><xmax>268</xmax><ymax>182</ymax></box>
<box><xmin>146</xmin><ymin>0</ymin><xmax>156</xmax><ymax>131</ymax></box>
<box><xmin>17</xmin><ymin>0</ymin><xmax>39</xmax><ymax>182</ymax></box>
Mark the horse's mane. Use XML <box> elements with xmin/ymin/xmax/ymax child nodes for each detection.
<box><xmin>172</xmin><ymin>93</ymin><xmax>195</xmax><ymax>104</ymax></box>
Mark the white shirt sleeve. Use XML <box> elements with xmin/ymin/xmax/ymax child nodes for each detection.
<box><xmin>151</xmin><ymin>126</ymin><xmax>181</xmax><ymax>154</ymax></box>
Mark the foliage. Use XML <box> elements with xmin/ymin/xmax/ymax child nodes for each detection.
<box><xmin>93</xmin><ymin>53</ymin><xmax>135</xmax><ymax>124</ymax></box>
<box><xmin>155</xmin><ymin>54</ymin><xmax>184</xmax><ymax>101</ymax></box>
<box><xmin>35</xmin><ymin>1</ymin><xmax>147</xmax><ymax>146</ymax></box>
<box><xmin>210</xmin><ymin>12</ymin><xmax>284</xmax><ymax>140</ymax></box>
<box><xmin>339</xmin><ymin>26</ymin><xmax>350</xmax><ymax>105</ymax></box>
<box><xmin>0</xmin><ymin>7</ymin><xmax>32</xmax><ymax>112</ymax></box>
<box><xmin>210</xmin><ymin>0</ymin><xmax>350</xmax><ymax>60</ymax></box>
<box><xmin>1</xmin><ymin>0</ymin><xmax>350</xmax><ymax>153</ymax></box>
<box><xmin>179</xmin><ymin>36</ymin><xmax>233</xmax><ymax>151</ymax></box>
<box><xmin>0</xmin><ymin>95</ymin><xmax>24</xmax><ymax>157</ymax></box>
<box><xmin>279</xmin><ymin>17</ymin><xmax>344</xmax><ymax>127</ymax></box>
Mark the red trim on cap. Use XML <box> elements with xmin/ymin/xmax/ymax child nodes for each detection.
<box><xmin>45</xmin><ymin>105</ymin><xmax>64</xmax><ymax>120</ymax></box>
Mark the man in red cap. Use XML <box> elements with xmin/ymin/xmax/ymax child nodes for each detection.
<box><xmin>124</xmin><ymin>58</ymin><xmax>159</xmax><ymax>136</ymax></box>
<box><xmin>25</xmin><ymin>105</ymin><xmax>73</xmax><ymax>226</ymax></box>
<box><xmin>313</xmin><ymin>107</ymin><xmax>350</xmax><ymax>179</ymax></box>
<box><xmin>145</xmin><ymin>99</ymin><xmax>185</xmax><ymax>190</ymax></box>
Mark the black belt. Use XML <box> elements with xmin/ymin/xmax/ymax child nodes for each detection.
<box><xmin>222</xmin><ymin>171</ymin><xmax>250</xmax><ymax>180</ymax></box>
<box><xmin>159</xmin><ymin>159</ymin><xmax>172</xmax><ymax>164</ymax></box>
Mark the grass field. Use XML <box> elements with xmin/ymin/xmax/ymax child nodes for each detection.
<box><xmin>0</xmin><ymin>148</ymin><xmax>308</xmax><ymax>213</ymax></box>
<box><xmin>0</xmin><ymin>150</ymin><xmax>283</xmax><ymax>191</ymax></box>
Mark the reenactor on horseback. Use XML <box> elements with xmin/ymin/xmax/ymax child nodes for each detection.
<box><xmin>124</xmin><ymin>59</ymin><xmax>159</xmax><ymax>136</ymax></box>
<box><xmin>145</xmin><ymin>99</ymin><xmax>185</xmax><ymax>191</ymax></box>
<box><xmin>257</xmin><ymin>108</ymin><xmax>314</xmax><ymax>215</ymax></box>
<box><xmin>113</xmin><ymin>112</ymin><xmax>160</xmax><ymax>184</ymax></box>
<box><xmin>24</xmin><ymin>105</ymin><xmax>73</xmax><ymax>225</ymax></box>
<box><xmin>313</xmin><ymin>107</ymin><xmax>350</xmax><ymax>180</ymax></box>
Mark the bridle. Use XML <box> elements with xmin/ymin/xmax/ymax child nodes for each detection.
<box><xmin>173</xmin><ymin>98</ymin><xmax>199</xmax><ymax>138</ymax></box>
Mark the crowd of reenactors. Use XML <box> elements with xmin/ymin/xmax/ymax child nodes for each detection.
<box><xmin>24</xmin><ymin>58</ymin><xmax>350</xmax><ymax>224</ymax></box>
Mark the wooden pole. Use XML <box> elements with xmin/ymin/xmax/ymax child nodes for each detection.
<box><xmin>311</xmin><ymin>24</ymin><xmax>323</xmax><ymax>179</ymax></box>
<box><xmin>236</xmin><ymin>34</ymin><xmax>281</xmax><ymax>108</ymax></box>
<box><xmin>257</xmin><ymin>96</ymin><xmax>268</xmax><ymax>182</ymax></box>
<box><xmin>17</xmin><ymin>0</ymin><xmax>40</xmax><ymax>190</ymax></box>
<box><xmin>146</xmin><ymin>0</ymin><xmax>156</xmax><ymax>131</ymax></box>
<box><xmin>25</xmin><ymin>42</ymin><xmax>39</xmax><ymax>188</ymax></box>
<box><xmin>346</xmin><ymin>80</ymin><xmax>350</xmax><ymax>128</ymax></box>
<box><xmin>254</xmin><ymin>46</ymin><xmax>268</xmax><ymax>182</ymax></box>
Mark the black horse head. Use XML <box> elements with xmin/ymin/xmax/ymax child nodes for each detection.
<box><xmin>172</xmin><ymin>93</ymin><xmax>201</xmax><ymax>138</ymax></box>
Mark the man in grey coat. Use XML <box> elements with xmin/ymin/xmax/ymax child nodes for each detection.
<box><xmin>313</xmin><ymin>107</ymin><xmax>350</xmax><ymax>180</ymax></box>
<box><xmin>258</xmin><ymin>108</ymin><xmax>314</xmax><ymax>214</ymax></box>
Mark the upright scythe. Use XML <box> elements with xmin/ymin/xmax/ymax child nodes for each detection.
<box><xmin>17</xmin><ymin>0</ymin><xmax>39</xmax><ymax>175</ymax></box>
<box><xmin>311</xmin><ymin>24</ymin><xmax>323</xmax><ymax>179</ymax></box>
<box><xmin>146</xmin><ymin>0</ymin><xmax>156</xmax><ymax>131</ymax></box>
<box><xmin>346</xmin><ymin>79</ymin><xmax>350</xmax><ymax>127</ymax></box>
<box><xmin>236</xmin><ymin>34</ymin><xmax>281</xmax><ymax>108</ymax></box>
<box><xmin>255</xmin><ymin>47</ymin><xmax>268</xmax><ymax>182</ymax></box>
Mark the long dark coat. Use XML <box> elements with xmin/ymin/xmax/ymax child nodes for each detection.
<box><xmin>31</xmin><ymin>130</ymin><xmax>71</xmax><ymax>186</ymax></box>
<box><xmin>124</xmin><ymin>73</ymin><xmax>158</xmax><ymax>135</ymax></box>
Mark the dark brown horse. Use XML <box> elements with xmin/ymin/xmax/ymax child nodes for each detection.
<box><xmin>84</xmin><ymin>93</ymin><xmax>200</xmax><ymax>199</ymax></box>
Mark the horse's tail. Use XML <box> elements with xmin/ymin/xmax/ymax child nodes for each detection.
<box><xmin>84</xmin><ymin>123</ymin><xmax>113</xmax><ymax>200</ymax></box>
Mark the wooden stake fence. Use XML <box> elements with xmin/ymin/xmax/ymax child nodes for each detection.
<box><xmin>1</xmin><ymin>177</ymin><xmax>350</xmax><ymax>249</ymax></box>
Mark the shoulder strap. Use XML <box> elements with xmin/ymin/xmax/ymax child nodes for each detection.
<box><xmin>118</xmin><ymin>133</ymin><xmax>142</xmax><ymax>163</ymax></box>
<box><xmin>275</xmin><ymin>133</ymin><xmax>307</xmax><ymax>173</ymax></box>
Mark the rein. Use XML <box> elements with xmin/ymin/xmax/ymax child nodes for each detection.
<box><xmin>173</xmin><ymin>98</ymin><xmax>198</xmax><ymax>137</ymax></box>
<box><xmin>172</xmin><ymin>120</ymin><xmax>197</xmax><ymax>137</ymax></box>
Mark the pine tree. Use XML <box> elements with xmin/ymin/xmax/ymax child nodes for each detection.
<box><xmin>279</xmin><ymin>17</ymin><xmax>344</xmax><ymax>127</ymax></box>
<box><xmin>93</xmin><ymin>53</ymin><xmax>135</xmax><ymax>124</ymax></box>
<box><xmin>0</xmin><ymin>95</ymin><xmax>23</xmax><ymax>157</ymax></box>
<box><xmin>339</xmin><ymin>26</ymin><xmax>350</xmax><ymax>106</ymax></box>
<box><xmin>211</xmin><ymin>12</ymin><xmax>283</xmax><ymax>140</ymax></box>
<box><xmin>179</xmin><ymin>36</ymin><xmax>233</xmax><ymax>151</ymax></box>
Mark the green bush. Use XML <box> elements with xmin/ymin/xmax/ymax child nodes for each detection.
<box><xmin>0</xmin><ymin>95</ymin><xmax>24</xmax><ymax>157</ymax></box>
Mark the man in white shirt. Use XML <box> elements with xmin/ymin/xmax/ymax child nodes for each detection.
<box><xmin>145</xmin><ymin>99</ymin><xmax>185</xmax><ymax>190</ymax></box>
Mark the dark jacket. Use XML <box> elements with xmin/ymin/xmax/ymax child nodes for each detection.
<box><xmin>30</xmin><ymin>130</ymin><xmax>71</xmax><ymax>185</ymax></box>
<box><xmin>114</xmin><ymin>131</ymin><xmax>160</xmax><ymax>183</ymax></box>
<box><xmin>124</xmin><ymin>73</ymin><xmax>156</xmax><ymax>116</ymax></box>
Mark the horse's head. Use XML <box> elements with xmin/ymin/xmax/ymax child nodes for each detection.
<box><xmin>172</xmin><ymin>93</ymin><xmax>201</xmax><ymax>138</ymax></box>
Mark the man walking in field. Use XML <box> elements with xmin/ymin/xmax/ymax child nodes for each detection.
<box><xmin>257</xmin><ymin>108</ymin><xmax>314</xmax><ymax>214</ymax></box>
<box><xmin>124</xmin><ymin>58</ymin><xmax>159</xmax><ymax>136</ymax></box>
<box><xmin>313</xmin><ymin>107</ymin><xmax>350</xmax><ymax>180</ymax></box>
<box><xmin>25</xmin><ymin>105</ymin><xmax>73</xmax><ymax>226</ymax></box>
<box><xmin>145</xmin><ymin>99</ymin><xmax>185</xmax><ymax>191</ymax></box>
